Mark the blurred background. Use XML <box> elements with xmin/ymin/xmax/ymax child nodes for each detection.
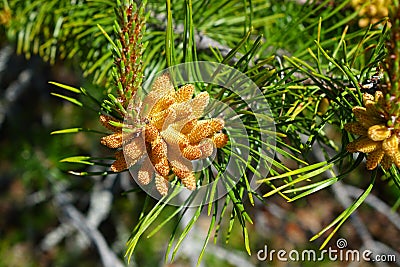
<box><xmin>1</xmin><ymin>0</ymin><xmax>400</xmax><ymax>266</ymax></box>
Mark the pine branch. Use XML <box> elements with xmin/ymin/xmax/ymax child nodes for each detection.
<box><xmin>54</xmin><ymin>192</ymin><xmax>124</xmax><ymax>267</ymax></box>
<box><xmin>150</xmin><ymin>11</ymin><xmax>233</xmax><ymax>58</ymax></box>
<box><xmin>343</xmin><ymin>184</ymin><xmax>400</xmax><ymax>232</ymax></box>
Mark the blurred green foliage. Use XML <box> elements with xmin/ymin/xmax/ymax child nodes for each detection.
<box><xmin>0</xmin><ymin>0</ymin><xmax>399</xmax><ymax>266</ymax></box>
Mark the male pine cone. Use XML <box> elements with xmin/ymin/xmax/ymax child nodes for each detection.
<box><xmin>345</xmin><ymin>91</ymin><xmax>400</xmax><ymax>170</ymax></box>
<box><xmin>100</xmin><ymin>74</ymin><xmax>229</xmax><ymax>195</ymax></box>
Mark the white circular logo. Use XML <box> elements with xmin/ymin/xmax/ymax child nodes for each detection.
<box><xmin>336</xmin><ymin>238</ymin><xmax>348</xmax><ymax>249</ymax></box>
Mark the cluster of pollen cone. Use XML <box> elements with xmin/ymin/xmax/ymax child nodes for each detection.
<box><xmin>345</xmin><ymin>91</ymin><xmax>400</xmax><ymax>170</ymax></box>
<box><xmin>100</xmin><ymin>74</ymin><xmax>228</xmax><ymax>195</ymax></box>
